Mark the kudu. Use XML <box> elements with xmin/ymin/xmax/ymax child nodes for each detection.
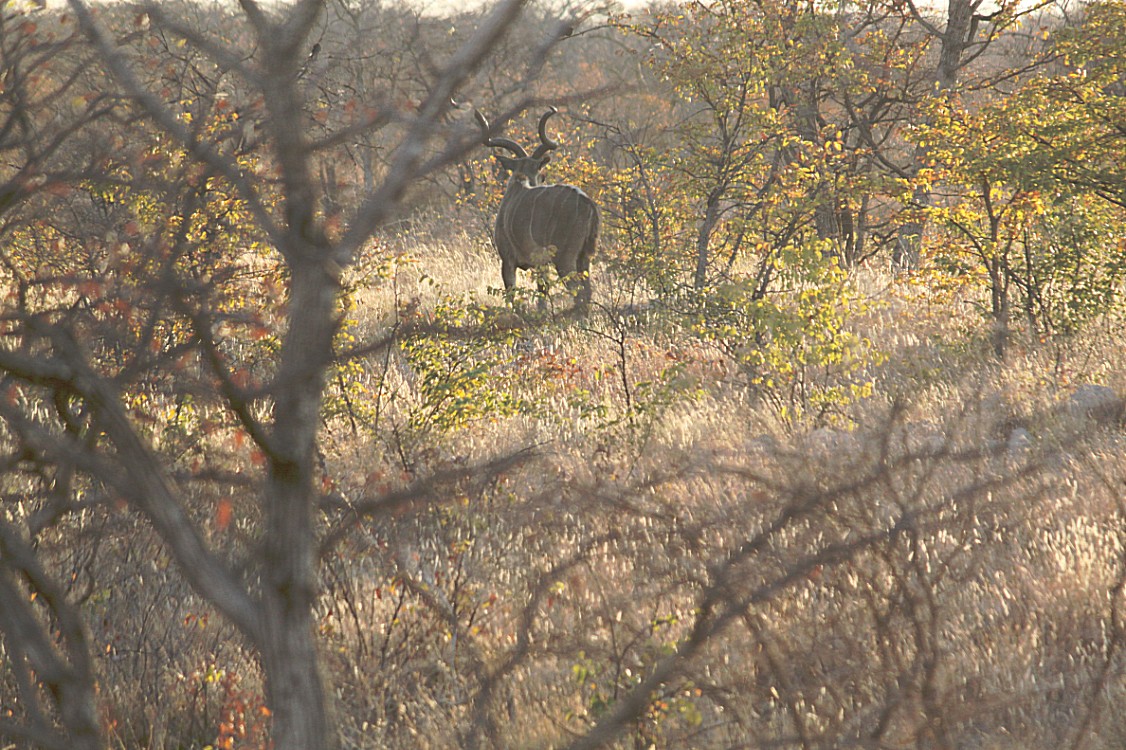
<box><xmin>475</xmin><ymin>107</ymin><xmax>600</xmax><ymax>307</ymax></box>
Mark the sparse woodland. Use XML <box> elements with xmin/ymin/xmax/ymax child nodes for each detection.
<box><xmin>1</xmin><ymin>0</ymin><xmax>1126</xmax><ymax>748</ymax></box>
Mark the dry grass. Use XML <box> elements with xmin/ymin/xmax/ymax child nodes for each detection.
<box><xmin>12</xmin><ymin>217</ymin><xmax>1125</xmax><ymax>749</ymax></box>
<box><xmin>304</xmin><ymin>223</ymin><xmax>1126</xmax><ymax>748</ymax></box>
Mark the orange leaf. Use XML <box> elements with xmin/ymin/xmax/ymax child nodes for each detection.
<box><xmin>215</xmin><ymin>498</ymin><xmax>233</xmax><ymax>532</ymax></box>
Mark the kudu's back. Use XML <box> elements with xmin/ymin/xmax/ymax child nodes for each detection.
<box><xmin>496</xmin><ymin>179</ymin><xmax>599</xmax><ymax>288</ymax></box>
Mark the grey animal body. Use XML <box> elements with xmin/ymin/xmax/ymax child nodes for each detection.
<box><xmin>476</xmin><ymin>108</ymin><xmax>599</xmax><ymax>306</ymax></box>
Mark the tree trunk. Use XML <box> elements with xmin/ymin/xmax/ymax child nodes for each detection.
<box><xmin>790</xmin><ymin>77</ymin><xmax>846</xmax><ymax>263</ymax></box>
<box><xmin>814</xmin><ymin>199</ymin><xmax>841</xmax><ymax>261</ymax></box>
<box><xmin>989</xmin><ymin>254</ymin><xmax>1009</xmax><ymax>358</ymax></box>
<box><xmin>695</xmin><ymin>188</ymin><xmax>724</xmax><ymax>289</ymax></box>
<box><xmin>260</xmin><ymin>259</ymin><xmax>340</xmax><ymax>750</ymax></box>
<box><xmin>896</xmin><ymin>0</ymin><xmax>979</xmax><ymax>270</ymax></box>
<box><xmin>894</xmin><ymin>184</ymin><xmax>928</xmax><ymax>269</ymax></box>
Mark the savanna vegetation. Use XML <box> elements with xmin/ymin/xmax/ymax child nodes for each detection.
<box><xmin>1</xmin><ymin>0</ymin><xmax>1125</xmax><ymax>748</ymax></box>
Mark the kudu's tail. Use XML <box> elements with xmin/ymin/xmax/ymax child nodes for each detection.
<box><xmin>578</xmin><ymin>209</ymin><xmax>600</xmax><ymax>306</ymax></box>
<box><xmin>585</xmin><ymin>209</ymin><xmax>601</xmax><ymax>261</ymax></box>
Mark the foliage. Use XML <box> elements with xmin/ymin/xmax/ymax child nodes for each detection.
<box><xmin>2</xmin><ymin>2</ymin><xmax>1126</xmax><ymax>750</ymax></box>
<box><xmin>597</xmin><ymin>143</ymin><xmax>696</xmax><ymax>300</ymax></box>
<box><xmin>692</xmin><ymin>243</ymin><xmax>877</xmax><ymax>421</ymax></box>
<box><xmin>400</xmin><ymin>298</ymin><xmax>526</xmax><ymax>435</ymax></box>
<box><xmin>916</xmin><ymin>3</ymin><xmax>1126</xmax><ymax>353</ymax></box>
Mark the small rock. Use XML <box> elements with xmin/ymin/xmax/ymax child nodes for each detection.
<box><xmin>1065</xmin><ymin>384</ymin><xmax>1124</xmax><ymax>425</ymax></box>
<box><xmin>807</xmin><ymin>427</ymin><xmax>860</xmax><ymax>457</ymax></box>
<box><xmin>1007</xmin><ymin>427</ymin><xmax>1032</xmax><ymax>452</ymax></box>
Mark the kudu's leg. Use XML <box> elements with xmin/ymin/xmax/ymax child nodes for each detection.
<box><xmin>532</xmin><ymin>264</ymin><xmax>552</xmax><ymax>311</ymax></box>
<box><xmin>556</xmin><ymin>246</ymin><xmax>590</xmax><ymax>309</ymax></box>
<box><xmin>575</xmin><ymin>252</ymin><xmax>592</xmax><ymax>308</ymax></box>
<box><xmin>501</xmin><ymin>256</ymin><xmax>538</xmax><ymax>311</ymax></box>
<box><xmin>501</xmin><ymin>256</ymin><xmax>517</xmax><ymax>294</ymax></box>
